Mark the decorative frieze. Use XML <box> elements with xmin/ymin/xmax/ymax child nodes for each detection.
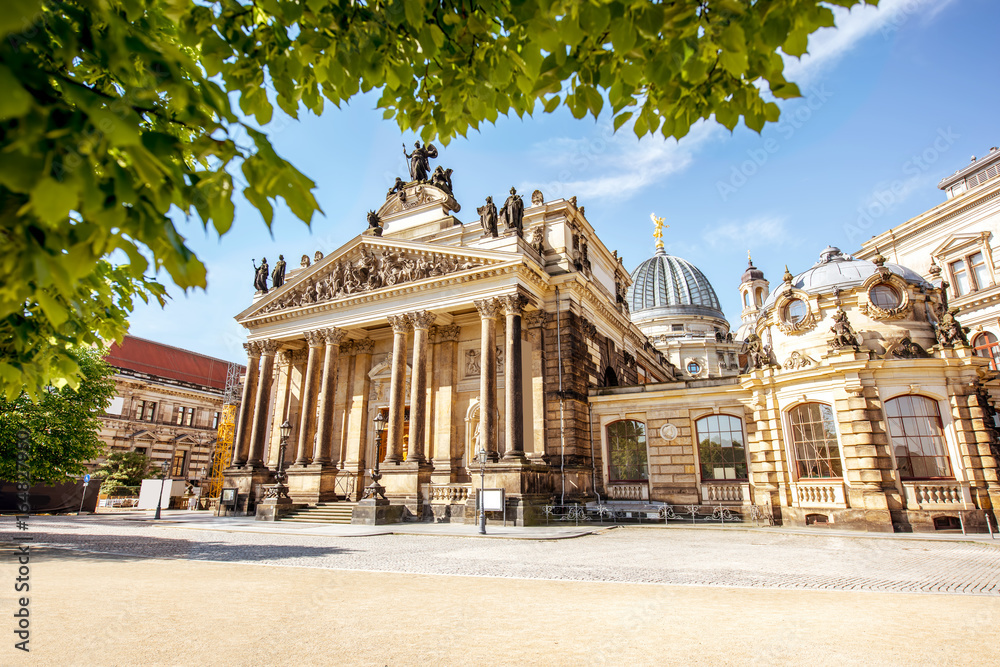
<box><xmin>259</xmin><ymin>246</ymin><xmax>484</xmax><ymax>314</ymax></box>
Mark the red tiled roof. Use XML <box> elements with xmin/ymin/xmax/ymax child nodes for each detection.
<box><xmin>105</xmin><ymin>336</ymin><xmax>245</xmax><ymax>391</ymax></box>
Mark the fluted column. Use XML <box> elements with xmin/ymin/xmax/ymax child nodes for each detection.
<box><xmin>266</xmin><ymin>350</ymin><xmax>293</xmax><ymax>468</ymax></box>
<box><xmin>313</xmin><ymin>328</ymin><xmax>345</xmax><ymax>464</ymax></box>
<box><xmin>246</xmin><ymin>339</ymin><xmax>279</xmax><ymax>467</ymax></box>
<box><xmin>476</xmin><ymin>298</ymin><xmax>501</xmax><ymax>461</ymax></box>
<box><xmin>385</xmin><ymin>315</ymin><xmax>411</xmax><ymax>464</ymax></box>
<box><xmin>231</xmin><ymin>342</ymin><xmax>261</xmax><ymax>467</ymax></box>
<box><xmin>406</xmin><ymin>311</ymin><xmax>435</xmax><ymax>464</ymax></box>
<box><xmin>294</xmin><ymin>330</ymin><xmax>324</xmax><ymax>465</ymax></box>
<box><xmin>502</xmin><ymin>295</ymin><xmax>528</xmax><ymax>460</ymax></box>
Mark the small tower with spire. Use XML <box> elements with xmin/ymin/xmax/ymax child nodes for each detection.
<box><xmin>738</xmin><ymin>251</ymin><xmax>769</xmax><ymax>335</ymax></box>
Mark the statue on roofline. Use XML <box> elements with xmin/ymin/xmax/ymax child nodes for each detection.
<box><xmin>403</xmin><ymin>141</ymin><xmax>438</xmax><ymax>182</ymax></box>
<box><xmin>252</xmin><ymin>257</ymin><xmax>269</xmax><ymax>293</ymax></box>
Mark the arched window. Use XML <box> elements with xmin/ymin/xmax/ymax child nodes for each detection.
<box><xmin>973</xmin><ymin>332</ymin><xmax>1000</xmax><ymax>370</ymax></box>
<box><xmin>754</xmin><ymin>287</ymin><xmax>764</xmax><ymax>307</ymax></box>
<box><xmin>788</xmin><ymin>403</ymin><xmax>842</xmax><ymax>479</ymax></box>
<box><xmin>884</xmin><ymin>395</ymin><xmax>952</xmax><ymax>479</ymax></box>
<box><xmin>604</xmin><ymin>366</ymin><xmax>619</xmax><ymax>387</ymax></box>
<box><xmin>606</xmin><ymin>420</ymin><xmax>648</xmax><ymax>482</ymax></box>
<box><xmin>743</xmin><ymin>292</ymin><xmax>750</xmax><ymax>308</ymax></box>
<box><xmin>696</xmin><ymin>415</ymin><xmax>747</xmax><ymax>481</ymax></box>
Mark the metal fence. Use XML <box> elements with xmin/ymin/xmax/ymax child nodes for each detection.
<box><xmin>542</xmin><ymin>503</ymin><xmax>775</xmax><ymax>527</ymax></box>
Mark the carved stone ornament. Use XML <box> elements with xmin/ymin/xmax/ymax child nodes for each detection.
<box><xmin>406</xmin><ymin>310</ymin><xmax>436</xmax><ymax>330</ymax></box>
<box><xmin>783</xmin><ymin>351</ymin><xmax>815</xmax><ymax>370</ymax></box>
<box><xmin>860</xmin><ymin>274</ymin><xmax>912</xmax><ymax>320</ymax></box>
<box><xmin>474</xmin><ymin>298</ymin><xmax>502</xmax><ymax>320</ymax></box>
<box><xmin>531</xmin><ymin>189</ymin><xmax>544</xmax><ymax>205</ymax></box>
<box><xmin>431</xmin><ymin>324</ymin><xmax>461</xmax><ymax>342</ymax></box>
<box><xmin>464</xmin><ymin>347</ymin><xmax>504</xmax><ymax>377</ymax></box>
<box><xmin>354</xmin><ymin>339</ymin><xmax>375</xmax><ymax>355</ymax></box>
<box><xmin>258</xmin><ymin>339</ymin><xmax>280</xmax><ymax>355</ymax></box>
<box><xmin>244</xmin><ymin>341</ymin><xmax>262</xmax><ymax>358</ymax></box>
<box><xmin>339</xmin><ymin>340</ymin><xmax>356</xmax><ymax>356</ymax></box>
<box><xmin>523</xmin><ymin>310</ymin><xmax>547</xmax><ymax>329</ymax></box>
<box><xmin>774</xmin><ymin>290</ymin><xmax>817</xmax><ymax>335</ymax></box>
<box><xmin>258</xmin><ymin>246</ymin><xmax>486</xmax><ymax>315</ymax></box>
<box><xmin>659</xmin><ymin>423</ymin><xmax>678</xmax><ymax>441</ymax></box>
<box><xmin>320</xmin><ymin>327</ymin><xmax>346</xmax><ymax>345</ymax></box>
<box><xmin>381</xmin><ymin>182</ymin><xmax>460</xmax><ymax>216</ymax></box>
<box><xmin>934</xmin><ymin>307</ymin><xmax>971</xmax><ymax>348</ymax></box>
<box><xmin>500</xmin><ymin>293</ymin><xmax>528</xmax><ymax>316</ymax></box>
<box><xmin>304</xmin><ymin>330</ymin><xmax>326</xmax><ymax>347</ymax></box>
<box><xmin>827</xmin><ymin>308</ymin><xmax>861</xmax><ymax>351</ymax></box>
<box><xmin>881</xmin><ymin>336</ymin><xmax>927</xmax><ymax>360</ymax></box>
<box><xmin>387</xmin><ymin>314</ymin><xmax>411</xmax><ymax>334</ymax></box>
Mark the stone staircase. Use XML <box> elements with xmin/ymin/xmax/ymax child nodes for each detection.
<box><xmin>280</xmin><ymin>502</ymin><xmax>356</xmax><ymax>524</ymax></box>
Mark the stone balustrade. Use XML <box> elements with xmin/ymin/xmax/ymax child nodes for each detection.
<box><xmin>606</xmin><ymin>483</ymin><xmax>649</xmax><ymax>501</ymax></box>
<box><xmin>701</xmin><ymin>482</ymin><xmax>746</xmax><ymax>504</ymax></box>
<box><xmin>904</xmin><ymin>481</ymin><xmax>971</xmax><ymax>509</ymax></box>
<box><xmin>792</xmin><ymin>481</ymin><xmax>845</xmax><ymax>508</ymax></box>
<box><xmin>425</xmin><ymin>484</ymin><xmax>471</xmax><ymax>504</ymax></box>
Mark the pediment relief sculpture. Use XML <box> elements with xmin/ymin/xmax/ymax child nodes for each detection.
<box><xmin>881</xmin><ymin>335</ymin><xmax>928</xmax><ymax>360</ymax></box>
<box><xmin>381</xmin><ymin>182</ymin><xmax>460</xmax><ymax>216</ymax></box>
<box><xmin>783</xmin><ymin>350</ymin><xmax>815</xmax><ymax>370</ymax></box>
<box><xmin>258</xmin><ymin>247</ymin><xmax>486</xmax><ymax>314</ymax></box>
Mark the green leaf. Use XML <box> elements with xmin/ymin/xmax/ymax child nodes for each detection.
<box><xmin>0</xmin><ymin>65</ymin><xmax>32</xmax><ymax>120</ymax></box>
<box><xmin>0</xmin><ymin>0</ymin><xmax>41</xmax><ymax>39</ymax></box>
<box><xmin>30</xmin><ymin>177</ymin><xmax>78</xmax><ymax>225</ymax></box>
<box><xmin>613</xmin><ymin>111</ymin><xmax>633</xmax><ymax>132</ymax></box>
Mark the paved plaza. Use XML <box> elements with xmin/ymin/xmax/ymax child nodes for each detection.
<box><xmin>3</xmin><ymin>514</ymin><xmax>1000</xmax><ymax>665</ymax></box>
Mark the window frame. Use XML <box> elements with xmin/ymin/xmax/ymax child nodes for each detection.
<box><xmin>605</xmin><ymin>419</ymin><xmax>649</xmax><ymax>483</ymax></box>
<box><xmin>786</xmin><ymin>402</ymin><xmax>843</xmax><ymax>480</ymax></box>
<box><xmin>170</xmin><ymin>449</ymin><xmax>187</xmax><ymax>478</ymax></box>
<box><xmin>695</xmin><ymin>414</ymin><xmax>748</xmax><ymax>482</ymax></box>
<box><xmin>884</xmin><ymin>395</ymin><xmax>954</xmax><ymax>480</ymax></box>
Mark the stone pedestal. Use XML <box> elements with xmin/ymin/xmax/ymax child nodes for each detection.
<box><xmin>286</xmin><ymin>464</ymin><xmax>342</xmax><ymax>504</ymax></box>
<box><xmin>352</xmin><ymin>499</ymin><xmax>405</xmax><ymax>525</ymax></box>
<box><xmin>222</xmin><ymin>467</ymin><xmax>274</xmax><ymax>515</ymax></box>
<box><xmin>255</xmin><ymin>497</ymin><xmax>303</xmax><ymax>521</ymax></box>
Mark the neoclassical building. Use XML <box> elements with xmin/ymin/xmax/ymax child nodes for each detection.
<box><xmin>227</xmin><ymin>180</ymin><xmax>674</xmax><ymax>523</ymax></box>
<box><xmin>226</xmin><ymin>157</ymin><xmax>1000</xmax><ymax>532</ymax></box>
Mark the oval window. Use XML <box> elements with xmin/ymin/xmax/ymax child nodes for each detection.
<box><xmin>687</xmin><ymin>361</ymin><xmax>701</xmax><ymax>375</ymax></box>
<box><xmin>870</xmin><ymin>284</ymin><xmax>900</xmax><ymax>309</ymax></box>
<box><xmin>784</xmin><ymin>299</ymin><xmax>807</xmax><ymax>324</ymax></box>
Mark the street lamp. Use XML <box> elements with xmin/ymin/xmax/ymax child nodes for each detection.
<box><xmin>153</xmin><ymin>459</ymin><xmax>170</xmax><ymax>520</ymax></box>
<box><xmin>477</xmin><ymin>443</ymin><xmax>487</xmax><ymax>535</ymax></box>
<box><xmin>362</xmin><ymin>411</ymin><xmax>387</xmax><ymax>501</ymax></box>
<box><xmin>273</xmin><ymin>420</ymin><xmax>292</xmax><ymax>499</ymax></box>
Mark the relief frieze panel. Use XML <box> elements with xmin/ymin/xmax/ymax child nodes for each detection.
<box><xmin>259</xmin><ymin>246</ymin><xmax>486</xmax><ymax>315</ymax></box>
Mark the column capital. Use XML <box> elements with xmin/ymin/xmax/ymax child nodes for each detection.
<box><xmin>304</xmin><ymin>330</ymin><xmax>326</xmax><ymax>348</ymax></box>
<box><xmin>354</xmin><ymin>338</ymin><xmax>375</xmax><ymax>355</ymax></box>
<box><xmin>431</xmin><ymin>324</ymin><xmax>461</xmax><ymax>343</ymax></box>
<box><xmin>289</xmin><ymin>349</ymin><xmax>309</xmax><ymax>364</ymax></box>
<box><xmin>475</xmin><ymin>297</ymin><xmax>502</xmax><ymax>320</ymax></box>
<box><xmin>406</xmin><ymin>310</ymin><xmax>436</xmax><ymax>330</ymax></box>
<box><xmin>388</xmin><ymin>314</ymin><xmax>412</xmax><ymax>334</ymax></box>
<box><xmin>320</xmin><ymin>327</ymin><xmax>346</xmax><ymax>345</ymax></box>
<box><xmin>500</xmin><ymin>294</ymin><xmax>529</xmax><ymax>316</ymax></box>
<box><xmin>243</xmin><ymin>341</ymin><xmax>262</xmax><ymax>359</ymax></box>
<box><xmin>523</xmin><ymin>310</ymin><xmax>547</xmax><ymax>329</ymax></box>
<box><xmin>258</xmin><ymin>339</ymin><xmax>280</xmax><ymax>355</ymax></box>
<box><xmin>276</xmin><ymin>349</ymin><xmax>294</xmax><ymax>366</ymax></box>
<box><xmin>339</xmin><ymin>340</ymin><xmax>355</xmax><ymax>356</ymax></box>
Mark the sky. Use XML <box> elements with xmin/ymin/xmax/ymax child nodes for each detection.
<box><xmin>126</xmin><ymin>0</ymin><xmax>1000</xmax><ymax>364</ymax></box>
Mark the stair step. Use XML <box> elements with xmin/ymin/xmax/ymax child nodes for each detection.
<box><xmin>280</xmin><ymin>502</ymin><xmax>357</xmax><ymax>524</ymax></box>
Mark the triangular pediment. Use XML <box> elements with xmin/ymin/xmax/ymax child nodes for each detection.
<box><xmin>931</xmin><ymin>232</ymin><xmax>989</xmax><ymax>258</ymax></box>
<box><xmin>237</xmin><ymin>236</ymin><xmax>521</xmax><ymax>323</ymax></box>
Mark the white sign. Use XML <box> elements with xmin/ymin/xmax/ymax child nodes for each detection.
<box><xmin>481</xmin><ymin>488</ymin><xmax>505</xmax><ymax>512</ymax></box>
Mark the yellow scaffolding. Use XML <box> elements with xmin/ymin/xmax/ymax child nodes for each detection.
<box><xmin>205</xmin><ymin>404</ymin><xmax>236</xmax><ymax>501</ymax></box>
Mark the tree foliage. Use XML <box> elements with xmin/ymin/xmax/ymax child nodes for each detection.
<box><xmin>0</xmin><ymin>346</ymin><xmax>115</xmax><ymax>484</ymax></box>
<box><xmin>94</xmin><ymin>450</ymin><xmax>153</xmax><ymax>494</ymax></box>
<box><xmin>0</xmin><ymin>0</ymin><xmax>877</xmax><ymax>398</ymax></box>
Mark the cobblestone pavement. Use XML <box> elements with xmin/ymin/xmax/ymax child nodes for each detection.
<box><xmin>17</xmin><ymin>516</ymin><xmax>1000</xmax><ymax>595</ymax></box>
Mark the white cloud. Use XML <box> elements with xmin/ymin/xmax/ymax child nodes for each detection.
<box><xmin>783</xmin><ymin>0</ymin><xmax>958</xmax><ymax>83</ymax></box>
<box><xmin>704</xmin><ymin>216</ymin><xmax>791</xmax><ymax>249</ymax></box>
<box><xmin>528</xmin><ymin>121</ymin><xmax>719</xmax><ymax>202</ymax></box>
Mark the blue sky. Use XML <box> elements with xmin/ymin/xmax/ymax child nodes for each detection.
<box><xmin>128</xmin><ymin>0</ymin><xmax>999</xmax><ymax>363</ymax></box>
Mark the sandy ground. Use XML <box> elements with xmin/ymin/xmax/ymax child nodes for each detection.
<box><xmin>5</xmin><ymin>546</ymin><xmax>999</xmax><ymax>666</ymax></box>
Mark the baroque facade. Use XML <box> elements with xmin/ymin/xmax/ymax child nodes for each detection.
<box><xmin>96</xmin><ymin>336</ymin><xmax>242</xmax><ymax>482</ymax></box>
<box><xmin>227</xmin><ymin>152</ymin><xmax>1000</xmax><ymax>532</ymax></box>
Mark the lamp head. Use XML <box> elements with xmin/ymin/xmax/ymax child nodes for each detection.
<box><xmin>373</xmin><ymin>411</ymin><xmax>387</xmax><ymax>434</ymax></box>
<box><xmin>279</xmin><ymin>420</ymin><xmax>292</xmax><ymax>439</ymax></box>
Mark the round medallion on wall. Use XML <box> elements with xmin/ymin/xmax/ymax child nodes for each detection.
<box><xmin>659</xmin><ymin>423</ymin><xmax>678</xmax><ymax>441</ymax></box>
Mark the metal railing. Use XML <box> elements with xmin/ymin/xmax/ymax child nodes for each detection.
<box><xmin>542</xmin><ymin>503</ymin><xmax>775</xmax><ymax>527</ymax></box>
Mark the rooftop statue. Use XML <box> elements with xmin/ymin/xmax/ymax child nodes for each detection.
<box><xmin>499</xmin><ymin>187</ymin><xmax>524</xmax><ymax>238</ymax></box>
<box><xmin>271</xmin><ymin>255</ymin><xmax>286</xmax><ymax>288</ymax></box>
<box><xmin>430</xmin><ymin>165</ymin><xmax>454</xmax><ymax>194</ymax></box>
<box><xmin>403</xmin><ymin>141</ymin><xmax>438</xmax><ymax>182</ymax></box>
<box><xmin>478</xmin><ymin>196</ymin><xmax>498</xmax><ymax>238</ymax></box>
<box><xmin>252</xmin><ymin>257</ymin><xmax>269</xmax><ymax>293</ymax></box>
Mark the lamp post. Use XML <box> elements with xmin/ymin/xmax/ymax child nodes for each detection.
<box><xmin>477</xmin><ymin>443</ymin><xmax>487</xmax><ymax>535</ymax></box>
<box><xmin>153</xmin><ymin>459</ymin><xmax>170</xmax><ymax>520</ymax></box>
<box><xmin>273</xmin><ymin>420</ymin><xmax>292</xmax><ymax>499</ymax></box>
<box><xmin>362</xmin><ymin>411</ymin><xmax>387</xmax><ymax>501</ymax></box>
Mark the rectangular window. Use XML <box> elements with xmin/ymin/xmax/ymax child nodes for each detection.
<box><xmin>969</xmin><ymin>252</ymin><xmax>990</xmax><ymax>291</ymax></box>
<box><xmin>607</xmin><ymin>420</ymin><xmax>648</xmax><ymax>482</ymax></box>
<box><xmin>106</xmin><ymin>396</ymin><xmax>125</xmax><ymax>415</ymax></box>
<box><xmin>213</xmin><ymin>411</ymin><xmax>221</xmax><ymax>429</ymax></box>
<box><xmin>175</xmin><ymin>407</ymin><xmax>195</xmax><ymax>426</ymax></box>
<box><xmin>136</xmin><ymin>400</ymin><xmax>157</xmax><ymax>422</ymax></box>
<box><xmin>696</xmin><ymin>415</ymin><xmax>747</xmax><ymax>481</ymax></box>
<box><xmin>171</xmin><ymin>450</ymin><xmax>187</xmax><ymax>477</ymax></box>
<box><xmin>950</xmin><ymin>259</ymin><xmax>970</xmax><ymax>296</ymax></box>
<box><xmin>788</xmin><ymin>403</ymin><xmax>843</xmax><ymax>479</ymax></box>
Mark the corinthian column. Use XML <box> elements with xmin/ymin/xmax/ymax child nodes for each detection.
<box><xmin>294</xmin><ymin>330</ymin><xmax>324</xmax><ymax>465</ymax></box>
<box><xmin>246</xmin><ymin>339</ymin><xmax>279</xmax><ymax>467</ymax></box>
<box><xmin>313</xmin><ymin>328</ymin><xmax>345</xmax><ymax>464</ymax></box>
<box><xmin>385</xmin><ymin>315</ymin><xmax>411</xmax><ymax>464</ymax></box>
<box><xmin>231</xmin><ymin>342</ymin><xmax>261</xmax><ymax>467</ymax></box>
<box><xmin>475</xmin><ymin>298</ymin><xmax>501</xmax><ymax>461</ymax></box>
<box><xmin>406</xmin><ymin>311</ymin><xmax>436</xmax><ymax>464</ymax></box>
<box><xmin>502</xmin><ymin>295</ymin><xmax>528</xmax><ymax>460</ymax></box>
